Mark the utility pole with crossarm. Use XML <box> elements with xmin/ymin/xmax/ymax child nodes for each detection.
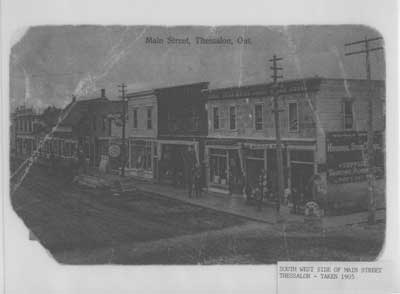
<box><xmin>270</xmin><ymin>54</ymin><xmax>284</xmax><ymax>217</ymax></box>
<box><xmin>118</xmin><ymin>83</ymin><xmax>127</xmax><ymax>177</ymax></box>
<box><xmin>345</xmin><ymin>36</ymin><xmax>384</xmax><ymax>224</ymax></box>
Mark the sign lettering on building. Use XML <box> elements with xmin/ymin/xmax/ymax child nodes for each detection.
<box><xmin>326</xmin><ymin>131</ymin><xmax>384</xmax><ymax>184</ymax></box>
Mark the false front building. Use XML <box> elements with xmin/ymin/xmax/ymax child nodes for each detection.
<box><xmin>111</xmin><ymin>82</ymin><xmax>208</xmax><ymax>187</ymax></box>
<box><xmin>204</xmin><ymin>78</ymin><xmax>385</xmax><ymax>208</ymax></box>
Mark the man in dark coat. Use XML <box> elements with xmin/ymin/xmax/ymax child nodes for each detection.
<box><xmin>193</xmin><ymin>164</ymin><xmax>202</xmax><ymax>198</ymax></box>
<box><xmin>291</xmin><ymin>187</ymin><xmax>300</xmax><ymax>214</ymax></box>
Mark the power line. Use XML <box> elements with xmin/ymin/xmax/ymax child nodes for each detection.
<box><xmin>344</xmin><ymin>36</ymin><xmax>384</xmax><ymax>225</ymax></box>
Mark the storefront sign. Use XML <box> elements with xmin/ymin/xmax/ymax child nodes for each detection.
<box><xmin>326</xmin><ymin>131</ymin><xmax>384</xmax><ymax>184</ymax></box>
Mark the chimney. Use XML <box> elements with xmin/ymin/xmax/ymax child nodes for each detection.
<box><xmin>101</xmin><ymin>88</ymin><xmax>106</xmax><ymax>98</ymax></box>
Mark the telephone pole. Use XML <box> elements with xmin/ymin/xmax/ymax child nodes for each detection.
<box><xmin>345</xmin><ymin>36</ymin><xmax>383</xmax><ymax>224</ymax></box>
<box><xmin>118</xmin><ymin>83</ymin><xmax>127</xmax><ymax>177</ymax></box>
<box><xmin>270</xmin><ymin>54</ymin><xmax>284</xmax><ymax>216</ymax></box>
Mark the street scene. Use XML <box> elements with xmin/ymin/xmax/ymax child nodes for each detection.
<box><xmin>10</xmin><ymin>26</ymin><xmax>385</xmax><ymax>264</ymax></box>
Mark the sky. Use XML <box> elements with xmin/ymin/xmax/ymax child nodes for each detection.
<box><xmin>9</xmin><ymin>25</ymin><xmax>385</xmax><ymax>110</ymax></box>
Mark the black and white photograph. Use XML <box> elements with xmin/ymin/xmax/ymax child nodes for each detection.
<box><xmin>8</xmin><ymin>24</ymin><xmax>387</xmax><ymax>265</ymax></box>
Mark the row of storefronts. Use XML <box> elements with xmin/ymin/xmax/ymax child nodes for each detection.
<box><xmin>12</xmin><ymin>79</ymin><xmax>385</xmax><ymax>205</ymax></box>
<box><xmin>89</xmin><ymin>134</ymin><xmax>316</xmax><ymax>198</ymax></box>
<box><xmin>204</xmin><ymin>139</ymin><xmax>315</xmax><ymax>195</ymax></box>
<box><xmin>95</xmin><ymin>137</ymin><xmax>199</xmax><ymax>187</ymax></box>
<box><xmin>15</xmin><ymin>135</ymin><xmax>78</xmax><ymax>160</ymax></box>
<box><xmin>52</xmin><ymin>78</ymin><xmax>383</xmax><ymax>203</ymax></box>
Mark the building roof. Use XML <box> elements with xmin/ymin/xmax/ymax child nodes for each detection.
<box><xmin>204</xmin><ymin>77</ymin><xmax>385</xmax><ymax>101</ymax></box>
<box><xmin>125</xmin><ymin>82</ymin><xmax>209</xmax><ymax>100</ymax></box>
<box><xmin>205</xmin><ymin>77</ymin><xmax>323</xmax><ymax>100</ymax></box>
<box><xmin>59</xmin><ymin>96</ymin><xmax>121</xmax><ymax>126</ymax></box>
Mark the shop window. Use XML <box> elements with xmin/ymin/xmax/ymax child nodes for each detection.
<box><xmin>229</xmin><ymin>106</ymin><xmax>236</xmax><ymax>130</ymax></box>
<box><xmin>73</xmin><ymin>143</ymin><xmax>77</xmax><ymax>156</ymax></box>
<box><xmin>213</xmin><ymin>107</ymin><xmax>219</xmax><ymax>130</ymax></box>
<box><xmin>210</xmin><ymin>148</ymin><xmax>228</xmax><ymax>185</ymax></box>
<box><xmin>132</xmin><ymin>108</ymin><xmax>138</xmax><ymax>129</ymax></box>
<box><xmin>288</xmin><ymin>102</ymin><xmax>299</xmax><ymax>132</ymax></box>
<box><xmin>130</xmin><ymin>141</ymin><xmax>152</xmax><ymax>171</ymax></box>
<box><xmin>192</xmin><ymin>107</ymin><xmax>200</xmax><ymax>130</ymax></box>
<box><xmin>290</xmin><ymin>150</ymin><xmax>314</xmax><ymax>163</ymax></box>
<box><xmin>254</xmin><ymin>104</ymin><xmax>263</xmax><ymax>130</ymax></box>
<box><xmin>343</xmin><ymin>101</ymin><xmax>353</xmax><ymax>130</ymax></box>
<box><xmin>58</xmin><ymin>140</ymin><xmax>63</xmax><ymax>156</ymax></box>
<box><xmin>52</xmin><ymin>140</ymin><xmax>58</xmax><ymax>155</ymax></box>
<box><xmin>64</xmin><ymin>142</ymin><xmax>77</xmax><ymax>157</ymax></box>
<box><xmin>247</xmin><ymin>148</ymin><xmax>264</xmax><ymax>159</ymax></box>
<box><xmin>146</xmin><ymin>107</ymin><xmax>153</xmax><ymax>129</ymax></box>
<box><xmin>63</xmin><ymin>142</ymin><xmax>69</xmax><ymax>156</ymax></box>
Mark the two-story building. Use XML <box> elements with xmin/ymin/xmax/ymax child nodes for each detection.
<box><xmin>13</xmin><ymin>106</ymin><xmax>44</xmax><ymax>159</ymax></box>
<box><xmin>204</xmin><ymin>78</ymin><xmax>385</xmax><ymax>204</ymax></box>
<box><xmin>155</xmin><ymin>82</ymin><xmax>209</xmax><ymax>187</ymax></box>
<box><xmin>58</xmin><ymin>89</ymin><xmax>122</xmax><ymax>168</ymax></box>
<box><xmin>111</xmin><ymin>82</ymin><xmax>208</xmax><ymax>186</ymax></box>
<box><xmin>110</xmin><ymin>89</ymin><xmax>158</xmax><ymax>179</ymax></box>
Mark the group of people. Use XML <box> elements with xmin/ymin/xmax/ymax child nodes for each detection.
<box><xmin>244</xmin><ymin>169</ymin><xmax>323</xmax><ymax>214</ymax></box>
<box><xmin>245</xmin><ymin>169</ymin><xmax>276</xmax><ymax>212</ymax></box>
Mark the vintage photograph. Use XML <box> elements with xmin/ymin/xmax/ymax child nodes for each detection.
<box><xmin>9</xmin><ymin>25</ymin><xmax>386</xmax><ymax>264</ymax></box>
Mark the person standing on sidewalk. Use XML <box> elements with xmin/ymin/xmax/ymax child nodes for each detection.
<box><xmin>187</xmin><ymin>166</ymin><xmax>193</xmax><ymax>198</ymax></box>
<box><xmin>193</xmin><ymin>164</ymin><xmax>202</xmax><ymax>198</ymax></box>
<box><xmin>291</xmin><ymin>186</ymin><xmax>300</xmax><ymax>214</ymax></box>
<box><xmin>257</xmin><ymin>169</ymin><xmax>268</xmax><ymax>211</ymax></box>
<box><xmin>270</xmin><ymin>171</ymin><xmax>280</xmax><ymax>213</ymax></box>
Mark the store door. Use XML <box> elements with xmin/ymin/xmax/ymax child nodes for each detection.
<box><xmin>266</xmin><ymin>149</ymin><xmax>288</xmax><ymax>192</ymax></box>
<box><xmin>160</xmin><ymin>144</ymin><xmax>191</xmax><ymax>187</ymax></box>
<box><xmin>228</xmin><ymin>150</ymin><xmax>243</xmax><ymax>194</ymax></box>
<box><xmin>291</xmin><ymin>163</ymin><xmax>314</xmax><ymax>196</ymax></box>
<box><xmin>246</xmin><ymin>159</ymin><xmax>264</xmax><ymax>190</ymax></box>
<box><xmin>290</xmin><ymin>149</ymin><xmax>315</xmax><ymax>199</ymax></box>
